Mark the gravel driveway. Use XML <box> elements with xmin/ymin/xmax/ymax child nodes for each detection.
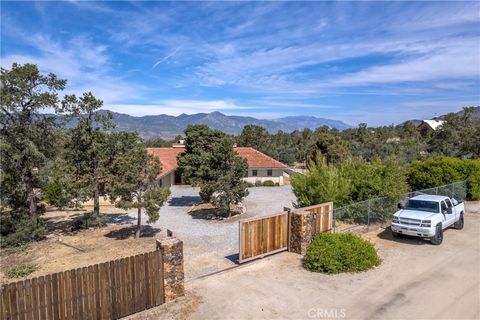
<box><xmin>128</xmin><ymin>185</ymin><xmax>297</xmax><ymax>279</ymax></box>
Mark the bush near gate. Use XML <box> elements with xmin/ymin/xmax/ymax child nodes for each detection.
<box><xmin>304</xmin><ymin>232</ymin><xmax>381</xmax><ymax>274</ymax></box>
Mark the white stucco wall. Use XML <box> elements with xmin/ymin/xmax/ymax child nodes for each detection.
<box><xmin>244</xmin><ymin>168</ymin><xmax>285</xmax><ymax>185</ymax></box>
<box><xmin>159</xmin><ymin>171</ymin><xmax>175</xmax><ymax>188</ymax></box>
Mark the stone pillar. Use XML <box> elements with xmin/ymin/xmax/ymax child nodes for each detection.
<box><xmin>156</xmin><ymin>237</ymin><xmax>185</xmax><ymax>302</ymax></box>
<box><xmin>289</xmin><ymin>209</ymin><xmax>316</xmax><ymax>255</ymax></box>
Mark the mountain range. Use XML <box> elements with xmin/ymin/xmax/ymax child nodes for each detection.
<box><xmin>63</xmin><ymin>111</ymin><xmax>353</xmax><ymax>139</ymax></box>
<box><xmin>58</xmin><ymin>106</ymin><xmax>479</xmax><ymax>140</ymax></box>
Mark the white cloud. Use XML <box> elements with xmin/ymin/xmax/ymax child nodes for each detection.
<box><xmin>331</xmin><ymin>38</ymin><xmax>480</xmax><ymax>87</ymax></box>
<box><xmin>0</xmin><ymin>34</ymin><xmax>144</xmax><ymax>104</ymax></box>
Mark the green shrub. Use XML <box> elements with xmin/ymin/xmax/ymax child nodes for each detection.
<box><xmin>292</xmin><ymin>155</ymin><xmax>352</xmax><ymax>207</ymax></box>
<box><xmin>44</xmin><ymin>181</ymin><xmax>70</xmax><ymax>208</ymax></box>
<box><xmin>262</xmin><ymin>180</ymin><xmax>275</xmax><ymax>187</ymax></box>
<box><xmin>407</xmin><ymin>157</ymin><xmax>480</xmax><ymax>200</ymax></box>
<box><xmin>5</xmin><ymin>263</ymin><xmax>39</xmax><ymax>278</ymax></box>
<box><xmin>274</xmin><ymin>182</ymin><xmax>280</xmax><ymax>186</ymax></box>
<box><xmin>73</xmin><ymin>212</ymin><xmax>106</xmax><ymax>230</ymax></box>
<box><xmin>304</xmin><ymin>232</ymin><xmax>381</xmax><ymax>274</ymax></box>
<box><xmin>0</xmin><ymin>215</ymin><xmax>47</xmax><ymax>248</ymax></box>
<box><xmin>246</xmin><ymin>182</ymin><xmax>255</xmax><ymax>188</ymax></box>
<box><xmin>466</xmin><ymin>160</ymin><xmax>480</xmax><ymax>200</ymax></box>
<box><xmin>342</xmin><ymin>158</ymin><xmax>408</xmax><ymax>202</ymax></box>
<box><xmin>254</xmin><ymin>180</ymin><xmax>262</xmax><ymax>187</ymax></box>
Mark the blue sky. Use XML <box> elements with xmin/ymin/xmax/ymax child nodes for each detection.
<box><xmin>1</xmin><ymin>1</ymin><xmax>479</xmax><ymax>126</ymax></box>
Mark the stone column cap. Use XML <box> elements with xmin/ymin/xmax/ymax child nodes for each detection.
<box><xmin>291</xmin><ymin>208</ymin><xmax>311</xmax><ymax>215</ymax></box>
<box><xmin>157</xmin><ymin>237</ymin><xmax>181</xmax><ymax>246</ymax></box>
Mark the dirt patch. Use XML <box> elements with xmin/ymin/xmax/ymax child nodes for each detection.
<box><xmin>188</xmin><ymin>203</ymin><xmax>244</xmax><ymax>220</ymax></box>
<box><xmin>124</xmin><ymin>291</ymin><xmax>202</xmax><ymax>320</ymax></box>
<box><xmin>0</xmin><ymin>208</ymin><xmax>161</xmax><ymax>284</ymax></box>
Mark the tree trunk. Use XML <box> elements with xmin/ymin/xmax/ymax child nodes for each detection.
<box><xmin>25</xmin><ymin>174</ymin><xmax>38</xmax><ymax>222</ymax></box>
<box><xmin>93</xmin><ymin>181</ymin><xmax>100</xmax><ymax>216</ymax></box>
<box><xmin>136</xmin><ymin>206</ymin><xmax>142</xmax><ymax>239</ymax></box>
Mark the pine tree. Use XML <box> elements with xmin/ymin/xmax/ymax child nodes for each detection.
<box><xmin>0</xmin><ymin>63</ymin><xmax>66</xmax><ymax>220</ymax></box>
<box><xmin>177</xmin><ymin>125</ymin><xmax>249</xmax><ymax>216</ymax></box>
<box><xmin>105</xmin><ymin>132</ymin><xmax>170</xmax><ymax>238</ymax></box>
<box><xmin>60</xmin><ymin>92</ymin><xmax>113</xmax><ymax>215</ymax></box>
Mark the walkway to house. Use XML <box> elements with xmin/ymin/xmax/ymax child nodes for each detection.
<box><xmin>127</xmin><ymin>185</ymin><xmax>297</xmax><ymax>280</ymax></box>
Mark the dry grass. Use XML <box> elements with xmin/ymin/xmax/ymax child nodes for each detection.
<box><xmin>0</xmin><ymin>207</ymin><xmax>161</xmax><ymax>284</ymax></box>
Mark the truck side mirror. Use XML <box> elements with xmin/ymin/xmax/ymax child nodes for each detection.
<box><xmin>397</xmin><ymin>203</ymin><xmax>403</xmax><ymax>209</ymax></box>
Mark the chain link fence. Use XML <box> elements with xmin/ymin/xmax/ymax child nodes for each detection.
<box><xmin>333</xmin><ymin>181</ymin><xmax>467</xmax><ymax>227</ymax></box>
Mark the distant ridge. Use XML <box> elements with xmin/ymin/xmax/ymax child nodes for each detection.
<box><xmin>58</xmin><ymin>110</ymin><xmax>353</xmax><ymax>139</ymax></box>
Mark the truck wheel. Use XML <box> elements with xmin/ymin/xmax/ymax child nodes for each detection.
<box><xmin>391</xmin><ymin>228</ymin><xmax>401</xmax><ymax>238</ymax></box>
<box><xmin>430</xmin><ymin>224</ymin><xmax>443</xmax><ymax>245</ymax></box>
<box><xmin>454</xmin><ymin>213</ymin><xmax>464</xmax><ymax>230</ymax></box>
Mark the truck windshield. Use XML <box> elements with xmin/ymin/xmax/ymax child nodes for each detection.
<box><xmin>404</xmin><ymin>200</ymin><xmax>439</xmax><ymax>213</ymax></box>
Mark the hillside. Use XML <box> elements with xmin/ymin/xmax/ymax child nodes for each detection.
<box><xmin>60</xmin><ymin>111</ymin><xmax>353</xmax><ymax>139</ymax></box>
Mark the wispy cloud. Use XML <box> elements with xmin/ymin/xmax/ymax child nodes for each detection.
<box><xmin>1</xmin><ymin>33</ymin><xmax>144</xmax><ymax>104</ymax></box>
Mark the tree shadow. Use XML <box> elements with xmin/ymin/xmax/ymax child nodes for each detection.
<box><xmin>189</xmin><ymin>207</ymin><xmax>246</xmax><ymax>220</ymax></box>
<box><xmin>103</xmin><ymin>225</ymin><xmax>161</xmax><ymax>240</ymax></box>
<box><xmin>377</xmin><ymin>227</ymin><xmax>431</xmax><ymax>246</ymax></box>
<box><xmin>104</xmin><ymin>214</ymin><xmax>135</xmax><ymax>225</ymax></box>
<box><xmin>44</xmin><ymin>214</ymin><xmax>83</xmax><ymax>234</ymax></box>
<box><xmin>168</xmin><ymin>196</ymin><xmax>202</xmax><ymax>207</ymax></box>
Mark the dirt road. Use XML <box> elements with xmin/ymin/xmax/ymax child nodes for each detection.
<box><xmin>131</xmin><ymin>203</ymin><xmax>480</xmax><ymax>320</ymax></box>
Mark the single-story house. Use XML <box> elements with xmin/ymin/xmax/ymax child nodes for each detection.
<box><xmin>417</xmin><ymin>119</ymin><xmax>445</xmax><ymax>136</ymax></box>
<box><xmin>147</xmin><ymin>145</ymin><xmax>287</xmax><ymax>187</ymax></box>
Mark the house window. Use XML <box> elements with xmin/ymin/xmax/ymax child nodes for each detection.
<box><xmin>267</xmin><ymin>169</ymin><xmax>273</xmax><ymax>177</ymax></box>
<box><xmin>252</xmin><ymin>169</ymin><xmax>257</xmax><ymax>177</ymax></box>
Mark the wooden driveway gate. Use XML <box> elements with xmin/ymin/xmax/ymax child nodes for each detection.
<box><xmin>301</xmin><ymin>202</ymin><xmax>334</xmax><ymax>234</ymax></box>
<box><xmin>238</xmin><ymin>202</ymin><xmax>334</xmax><ymax>263</ymax></box>
<box><xmin>238</xmin><ymin>211</ymin><xmax>290</xmax><ymax>263</ymax></box>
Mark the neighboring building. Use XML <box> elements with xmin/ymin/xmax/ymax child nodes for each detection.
<box><xmin>417</xmin><ymin>119</ymin><xmax>445</xmax><ymax>136</ymax></box>
<box><xmin>147</xmin><ymin>145</ymin><xmax>287</xmax><ymax>187</ymax></box>
<box><xmin>234</xmin><ymin>147</ymin><xmax>287</xmax><ymax>186</ymax></box>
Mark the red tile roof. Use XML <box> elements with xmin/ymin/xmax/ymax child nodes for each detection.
<box><xmin>233</xmin><ymin>147</ymin><xmax>287</xmax><ymax>169</ymax></box>
<box><xmin>147</xmin><ymin>147</ymin><xmax>185</xmax><ymax>177</ymax></box>
<box><xmin>147</xmin><ymin>146</ymin><xmax>286</xmax><ymax>178</ymax></box>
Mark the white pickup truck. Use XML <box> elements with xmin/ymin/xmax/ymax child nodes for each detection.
<box><xmin>391</xmin><ymin>194</ymin><xmax>465</xmax><ymax>245</ymax></box>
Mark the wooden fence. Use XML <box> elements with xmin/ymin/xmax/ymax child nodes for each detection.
<box><xmin>0</xmin><ymin>251</ymin><xmax>165</xmax><ymax>320</ymax></box>
<box><xmin>239</xmin><ymin>212</ymin><xmax>289</xmax><ymax>263</ymax></box>
<box><xmin>238</xmin><ymin>202</ymin><xmax>334</xmax><ymax>262</ymax></box>
<box><xmin>300</xmin><ymin>202</ymin><xmax>334</xmax><ymax>234</ymax></box>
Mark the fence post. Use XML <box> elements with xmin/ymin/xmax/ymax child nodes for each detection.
<box><xmin>156</xmin><ymin>237</ymin><xmax>185</xmax><ymax>302</ymax></box>
<box><xmin>289</xmin><ymin>209</ymin><xmax>315</xmax><ymax>255</ymax></box>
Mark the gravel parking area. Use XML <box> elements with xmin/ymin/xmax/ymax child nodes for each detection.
<box><xmin>128</xmin><ymin>185</ymin><xmax>297</xmax><ymax>280</ymax></box>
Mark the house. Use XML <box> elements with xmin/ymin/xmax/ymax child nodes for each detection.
<box><xmin>417</xmin><ymin>119</ymin><xmax>445</xmax><ymax>136</ymax></box>
<box><xmin>147</xmin><ymin>145</ymin><xmax>287</xmax><ymax>187</ymax></box>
